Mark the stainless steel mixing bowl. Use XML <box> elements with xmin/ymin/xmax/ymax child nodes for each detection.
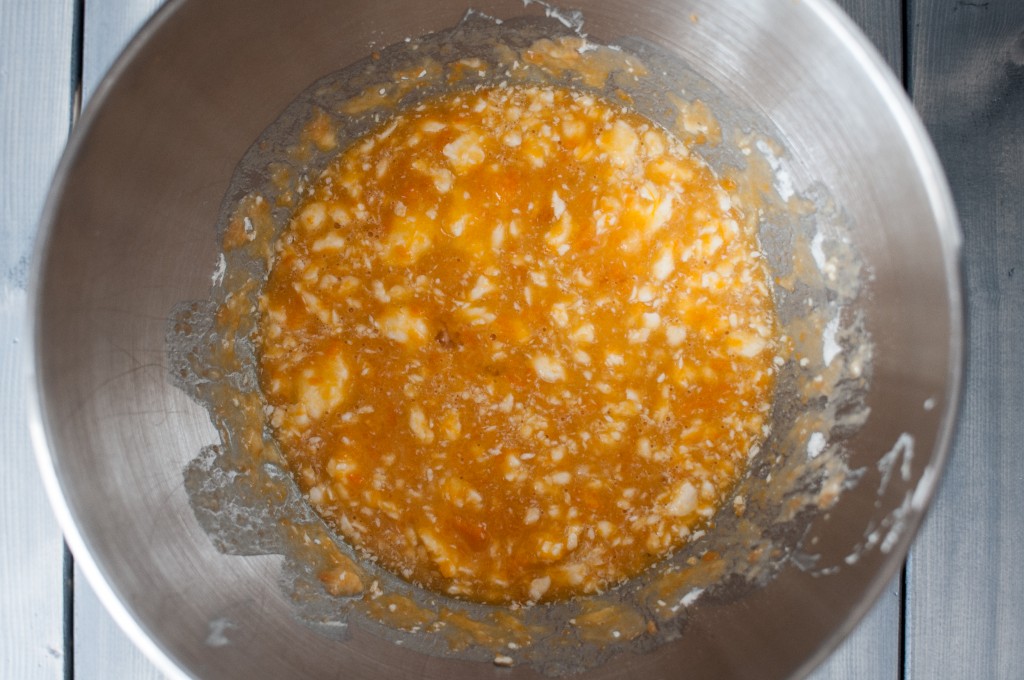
<box><xmin>30</xmin><ymin>0</ymin><xmax>961</xmax><ymax>678</ymax></box>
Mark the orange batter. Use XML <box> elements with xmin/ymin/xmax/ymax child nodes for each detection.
<box><xmin>257</xmin><ymin>85</ymin><xmax>777</xmax><ymax>604</ymax></box>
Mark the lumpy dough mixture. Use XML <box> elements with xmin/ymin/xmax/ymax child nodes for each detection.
<box><xmin>257</xmin><ymin>85</ymin><xmax>778</xmax><ymax>604</ymax></box>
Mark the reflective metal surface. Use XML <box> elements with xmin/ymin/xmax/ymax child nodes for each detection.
<box><xmin>30</xmin><ymin>0</ymin><xmax>961</xmax><ymax>678</ymax></box>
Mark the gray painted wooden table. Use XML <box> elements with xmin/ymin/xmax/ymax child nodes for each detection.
<box><xmin>2</xmin><ymin>0</ymin><xmax>1019</xmax><ymax>677</ymax></box>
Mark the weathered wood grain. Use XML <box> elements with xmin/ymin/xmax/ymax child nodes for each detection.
<box><xmin>81</xmin><ymin>0</ymin><xmax>167</xmax><ymax>105</ymax></box>
<box><xmin>905</xmin><ymin>1</ymin><xmax>1024</xmax><ymax>678</ymax></box>
<box><xmin>72</xmin><ymin>1</ymin><xmax>171</xmax><ymax>678</ymax></box>
<box><xmin>74</xmin><ymin>564</ymin><xmax>172</xmax><ymax>679</ymax></box>
<box><xmin>836</xmin><ymin>0</ymin><xmax>904</xmax><ymax>73</ymax></box>
<box><xmin>0</xmin><ymin>1</ymin><xmax>76</xmax><ymax>678</ymax></box>
<box><xmin>808</xmin><ymin>580</ymin><xmax>903</xmax><ymax>679</ymax></box>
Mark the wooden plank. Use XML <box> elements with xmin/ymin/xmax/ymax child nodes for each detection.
<box><xmin>72</xmin><ymin>1</ymin><xmax>170</xmax><ymax>679</ymax></box>
<box><xmin>905</xmin><ymin>0</ymin><xmax>1024</xmax><ymax>678</ymax></box>
<box><xmin>81</xmin><ymin>0</ymin><xmax>166</xmax><ymax>105</ymax></box>
<box><xmin>809</xmin><ymin>578</ymin><xmax>903</xmax><ymax>679</ymax></box>
<box><xmin>0</xmin><ymin>1</ymin><xmax>76</xmax><ymax>678</ymax></box>
<box><xmin>834</xmin><ymin>0</ymin><xmax>904</xmax><ymax>73</ymax></box>
<box><xmin>806</xmin><ymin>2</ymin><xmax>904</xmax><ymax>679</ymax></box>
<box><xmin>74</xmin><ymin>565</ymin><xmax>172</xmax><ymax>679</ymax></box>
